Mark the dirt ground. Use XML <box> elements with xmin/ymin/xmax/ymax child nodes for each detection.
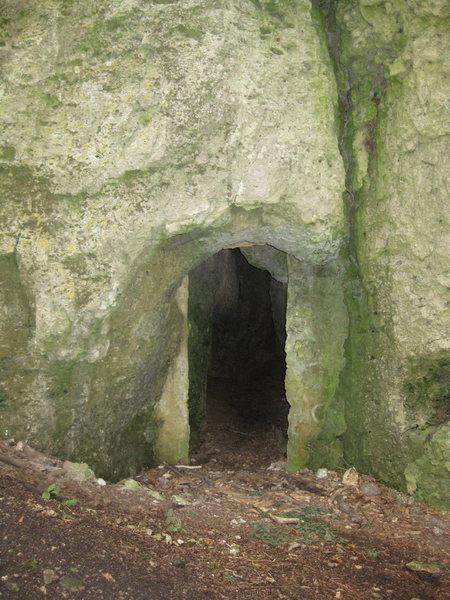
<box><xmin>1</xmin><ymin>385</ymin><xmax>449</xmax><ymax>600</ymax></box>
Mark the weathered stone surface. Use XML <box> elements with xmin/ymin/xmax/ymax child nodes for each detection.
<box><xmin>241</xmin><ymin>245</ymin><xmax>288</xmax><ymax>283</ymax></box>
<box><xmin>285</xmin><ymin>256</ymin><xmax>347</xmax><ymax>471</ymax></box>
<box><xmin>188</xmin><ymin>252</ymin><xmax>224</xmax><ymax>444</ymax></box>
<box><xmin>0</xmin><ymin>0</ymin><xmax>448</xmax><ymax>508</ymax></box>
<box><xmin>331</xmin><ymin>0</ymin><xmax>450</xmax><ymax>508</ymax></box>
<box><xmin>153</xmin><ymin>277</ymin><xmax>190</xmax><ymax>465</ymax></box>
<box><xmin>123</xmin><ymin>478</ymin><xmax>142</xmax><ymax>492</ymax></box>
<box><xmin>62</xmin><ymin>460</ymin><xmax>96</xmax><ymax>482</ymax></box>
<box><xmin>0</xmin><ymin>0</ymin><xmax>345</xmax><ymax>480</ymax></box>
<box><xmin>404</xmin><ymin>422</ymin><xmax>450</xmax><ymax>508</ymax></box>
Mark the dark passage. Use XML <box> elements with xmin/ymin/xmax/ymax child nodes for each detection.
<box><xmin>209</xmin><ymin>248</ymin><xmax>287</xmax><ymax>421</ymax></box>
<box><xmin>189</xmin><ymin>248</ymin><xmax>289</xmax><ymax>466</ymax></box>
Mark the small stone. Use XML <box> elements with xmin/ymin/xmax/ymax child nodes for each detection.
<box><xmin>60</xmin><ymin>575</ymin><xmax>84</xmax><ymax>590</ymax></box>
<box><xmin>171</xmin><ymin>494</ymin><xmax>190</xmax><ymax>506</ymax></box>
<box><xmin>123</xmin><ymin>479</ymin><xmax>141</xmax><ymax>491</ymax></box>
<box><xmin>96</xmin><ymin>478</ymin><xmax>106</xmax><ymax>486</ymax></box>
<box><xmin>405</xmin><ymin>561</ymin><xmax>441</xmax><ymax>575</ymax></box>
<box><xmin>43</xmin><ymin>569</ymin><xmax>58</xmax><ymax>585</ymax></box>
<box><xmin>316</xmin><ymin>468</ymin><xmax>328</xmax><ymax>479</ymax></box>
<box><xmin>342</xmin><ymin>467</ymin><xmax>359</xmax><ymax>486</ymax></box>
<box><xmin>147</xmin><ymin>489</ymin><xmax>164</xmax><ymax>501</ymax></box>
<box><xmin>172</xmin><ymin>558</ymin><xmax>186</xmax><ymax>568</ymax></box>
<box><xmin>360</xmin><ymin>481</ymin><xmax>381</xmax><ymax>497</ymax></box>
<box><xmin>62</xmin><ymin>461</ymin><xmax>96</xmax><ymax>481</ymax></box>
<box><xmin>267</xmin><ymin>460</ymin><xmax>286</xmax><ymax>471</ymax></box>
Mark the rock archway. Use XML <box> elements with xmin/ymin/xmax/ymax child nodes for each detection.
<box><xmin>151</xmin><ymin>230</ymin><xmax>348</xmax><ymax>476</ymax></box>
<box><xmin>1</xmin><ymin>0</ymin><xmax>449</xmax><ymax>508</ymax></box>
<box><xmin>0</xmin><ymin>0</ymin><xmax>350</xmax><ymax>483</ymax></box>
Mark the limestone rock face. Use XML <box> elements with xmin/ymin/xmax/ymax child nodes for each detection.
<box><xmin>0</xmin><ymin>0</ymin><xmax>448</xmax><ymax>508</ymax></box>
<box><xmin>335</xmin><ymin>0</ymin><xmax>449</xmax><ymax>508</ymax></box>
<box><xmin>0</xmin><ymin>0</ymin><xmax>345</xmax><ymax>479</ymax></box>
<box><xmin>0</xmin><ymin>0</ymin><xmax>343</xmax><ymax>346</ymax></box>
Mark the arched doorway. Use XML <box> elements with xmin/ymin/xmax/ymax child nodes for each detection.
<box><xmin>187</xmin><ymin>246</ymin><xmax>289</xmax><ymax>467</ymax></box>
<box><xmin>149</xmin><ymin>230</ymin><xmax>347</xmax><ymax>478</ymax></box>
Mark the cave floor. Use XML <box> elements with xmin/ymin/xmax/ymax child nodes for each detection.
<box><xmin>1</xmin><ymin>393</ymin><xmax>449</xmax><ymax>600</ymax></box>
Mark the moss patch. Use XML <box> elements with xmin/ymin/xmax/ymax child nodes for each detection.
<box><xmin>0</xmin><ymin>146</ymin><xmax>16</xmax><ymax>161</ymax></box>
<box><xmin>404</xmin><ymin>422</ymin><xmax>450</xmax><ymax>510</ymax></box>
<box><xmin>404</xmin><ymin>354</ymin><xmax>450</xmax><ymax>429</ymax></box>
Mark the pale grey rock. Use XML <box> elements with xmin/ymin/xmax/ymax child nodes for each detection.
<box><xmin>62</xmin><ymin>461</ymin><xmax>96</xmax><ymax>481</ymax></box>
<box><xmin>316</xmin><ymin>468</ymin><xmax>328</xmax><ymax>479</ymax></box>
<box><xmin>359</xmin><ymin>481</ymin><xmax>382</xmax><ymax>497</ymax></box>
<box><xmin>42</xmin><ymin>569</ymin><xmax>58</xmax><ymax>586</ymax></box>
<box><xmin>123</xmin><ymin>479</ymin><xmax>141</xmax><ymax>492</ymax></box>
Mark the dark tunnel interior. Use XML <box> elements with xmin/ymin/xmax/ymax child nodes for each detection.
<box><xmin>206</xmin><ymin>248</ymin><xmax>289</xmax><ymax>439</ymax></box>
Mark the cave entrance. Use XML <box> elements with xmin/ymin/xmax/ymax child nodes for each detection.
<box><xmin>188</xmin><ymin>247</ymin><xmax>289</xmax><ymax>467</ymax></box>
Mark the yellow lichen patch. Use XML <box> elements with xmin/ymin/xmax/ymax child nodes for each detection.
<box><xmin>66</xmin><ymin>242</ymin><xmax>78</xmax><ymax>254</ymax></box>
<box><xmin>36</xmin><ymin>237</ymin><xmax>50</xmax><ymax>250</ymax></box>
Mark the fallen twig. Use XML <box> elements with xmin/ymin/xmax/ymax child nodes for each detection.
<box><xmin>268</xmin><ymin>513</ymin><xmax>299</xmax><ymax>525</ymax></box>
<box><xmin>0</xmin><ymin>451</ymin><xmax>26</xmax><ymax>469</ymax></box>
<box><xmin>230</xmin><ymin>429</ymin><xmax>255</xmax><ymax>437</ymax></box>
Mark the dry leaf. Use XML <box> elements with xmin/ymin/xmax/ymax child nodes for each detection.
<box><xmin>102</xmin><ymin>572</ymin><xmax>115</xmax><ymax>583</ymax></box>
<box><xmin>342</xmin><ymin>467</ymin><xmax>359</xmax><ymax>486</ymax></box>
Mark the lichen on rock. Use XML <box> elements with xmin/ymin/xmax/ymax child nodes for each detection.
<box><xmin>0</xmin><ymin>0</ymin><xmax>448</xmax><ymax>508</ymax></box>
